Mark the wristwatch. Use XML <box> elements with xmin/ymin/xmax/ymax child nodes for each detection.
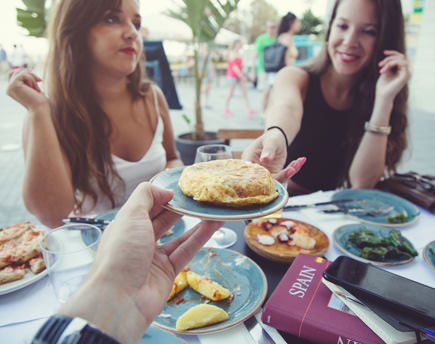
<box><xmin>32</xmin><ymin>315</ymin><xmax>120</xmax><ymax>344</ymax></box>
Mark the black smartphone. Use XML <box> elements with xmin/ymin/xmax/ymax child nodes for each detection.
<box><xmin>323</xmin><ymin>256</ymin><xmax>435</xmax><ymax>324</ymax></box>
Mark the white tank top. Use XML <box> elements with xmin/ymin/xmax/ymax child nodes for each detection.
<box><xmin>80</xmin><ymin>86</ymin><xmax>166</xmax><ymax>216</ymax></box>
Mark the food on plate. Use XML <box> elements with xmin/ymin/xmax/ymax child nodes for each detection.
<box><xmin>28</xmin><ymin>256</ymin><xmax>46</xmax><ymax>274</ymax></box>
<box><xmin>386</xmin><ymin>212</ymin><xmax>415</xmax><ymax>224</ymax></box>
<box><xmin>0</xmin><ymin>221</ymin><xmax>35</xmax><ymax>244</ymax></box>
<box><xmin>0</xmin><ymin>222</ymin><xmax>46</xmax><ymax>285</ymax></box>
<box><xmin>178</xmin><ymin>159</ymin><xmax>278</xmax><ymax>207</ymax></box>
<box><xmin>168</xmin><ymin>267</ymin><xmax>189</xmax><ymax>300</ymax></box>
<box><xmin>348</xmin><ymin>226</ymin><xmax>418</xmax><ymax>260</ymax></box>
<box><xmin>244</xmin><ymin>218</ymin><xmax>329</xmax><ymax>263</ymax></box>
<box><xmin>0</xmin><ymin>264</ymin><xmax>28</xmax><ymax>284</ymax></box>
<box><xmin>175</xmin><ymin>304</ymin><xmax>229</xmax><ymax>331</ymax></box>
<box><xmin>186</xmin><ymin>271</ymin><xmax>231</xmax><ymax>301</ymax></box>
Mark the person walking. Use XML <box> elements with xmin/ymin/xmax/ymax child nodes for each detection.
<box><xmin>198</xmin><ymin>43</ymin><xmax>216</xmax><ymax>109</ymax></box>
<box><xmin>250</xmin><ymin>20</ymin><xmax>278</xmax><ymax>114</ymax></box>
<box><xmin>267</xmin><ymin>12</ymin><xmax>301</xmax><ymax>89</ymax></box>
<box><xmin>0</xmin><ymin>44</ymin><xmax>9</xmax><ymax>78</ymax></box>
<box><xmin>224</xmin><ymin>39</ymin><xmax>257</xmax><ymax>117</ymax></box>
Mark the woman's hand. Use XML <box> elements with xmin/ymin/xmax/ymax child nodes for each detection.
<box><xmin>242</xmin><ymin>130</ymin><xmax>306</xmax><ymax>184</ymax></box>
<box><xmin>6</xmin><ymin>68</ymin><xmax>48</xmax><ymax>110</ymax></box>
<box><xmin>376</xmin><ymin>50</ymin><xmax>410</xmax><ymax>101</ymax></box>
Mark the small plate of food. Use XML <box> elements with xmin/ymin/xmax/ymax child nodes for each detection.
<box><xmin>0</xmin><ymin>222</ymin><xmax>48</xmax><ymax>295</ymax></box>
<box><xmin>331</xmin><ymin>189</ymin><xmax>420</xmax><ymax>228</ymax></box>
<box><xmin>333</xmin><ymin>223</ymin><xmax>418</xmax><ymax>266</ymax></box>
<box><xmin>244</xmin><ymin>218</ymin><xmax>329</xmax><ymax>263</ymax></box>
<box><xmin>150</xmin><ymin>160</ymin><xmax>288</xmax><ymax>221</ymax></box>
<box><xmin>423</xmin><ymin>240</ymin><xmax>435</xmax><ymax>272</ymax></box>
<box><xmin>153</xmin><ymin>247</ymin><xmax>267</xmax><ymax>334</ymax></box>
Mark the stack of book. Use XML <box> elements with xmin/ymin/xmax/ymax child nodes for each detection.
<box><xmin>261</xmin><ymin>254</ymin><xmax>429</xmax><ymax>344</ymax></box>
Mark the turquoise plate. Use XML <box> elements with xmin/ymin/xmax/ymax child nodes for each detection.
<box><xmin>423</xmin><ymin>241</ymin><xmax>435</xmax><ymax>272</ymax></box>
<box><xmin>150</xmin><ymin>167</ymin><xmax>288</xmax><ymax>221</ymax></box>
<box><xmin>96</xmin><ymin>208</ymin><xmax>185</xmax><ymax>244</ymax></box>
<box><xmin>333</xmin><ymin>223</ymin><xmax>416</xmax><ymax>266</ymax></box>
<box><xmin>332</xmin><ymin>189</ymin><xmax>420</xmax><ymax>228</ymax></box>
<box><xmin>140</xmin><ymin>325</ymin><xmax>186</xmax><ymax>343</ymax></box>
<box><xmin>153</xmin><ymin>247</ymin><xmax>267</xmax><ymax>334</ymax></box>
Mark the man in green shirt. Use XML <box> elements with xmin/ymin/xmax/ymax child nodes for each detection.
<box><xmin>251</xmin><ymin>20</ymin><xmax>277</xmax><ymax>114</ymax></box>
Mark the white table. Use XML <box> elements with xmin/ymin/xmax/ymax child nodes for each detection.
<box><xmin>1</xmin><ymin>191</ymin><xmax>434</xmax><ymax>343</ymax></box>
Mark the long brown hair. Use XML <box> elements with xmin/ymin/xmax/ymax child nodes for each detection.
<box><xmin>45</xmin><ymin>0</ymin><xmax>149</xmax><ymax>212</ymax></box>
<box><xmin>304</xmin><ymin>0</ymin><xmax>408</xmax><ymax>184</ymax></box>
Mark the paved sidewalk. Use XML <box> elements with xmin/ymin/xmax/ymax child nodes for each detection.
<box><xmin>1</xmin><ymin>78</ymin><xmax>434</xmax><ymax>228</ymax></box>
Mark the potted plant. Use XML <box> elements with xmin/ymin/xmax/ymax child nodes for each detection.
<box><xmin>166</xmin><ymin>0</ymin><xmax>240</xmax><ymax>164</ymax></box>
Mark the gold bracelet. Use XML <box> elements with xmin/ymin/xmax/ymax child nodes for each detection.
<box><xmin>364</xmin><ymin>121</ymin><xmax>391</xmax><ymax>135</ymax></box>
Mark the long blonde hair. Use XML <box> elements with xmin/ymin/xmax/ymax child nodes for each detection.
<box><xmin>45</xmin><ymin>0</ymin><xmax>150</xmax><ymax>212</ymax></box>
<box><xmin>304</xmin><ymin>0</ymin><xmax>408</xmax><ymax>183</ymax></box>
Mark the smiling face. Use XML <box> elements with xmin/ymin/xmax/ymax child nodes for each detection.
<box><xmin>327</xmin><ymin>0</ymin><xmax>378</xmax><ymax>76</ymax></box>
<box><xmin>87</xmin><ymin>0</ymin><xmax>142</xmax><ymax>78</ymax></box>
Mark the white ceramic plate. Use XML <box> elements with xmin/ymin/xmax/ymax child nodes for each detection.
<box><xmin>0</xmin><ymin>269</ymin><xmax>48</xmax><ymax>295</ymax></box>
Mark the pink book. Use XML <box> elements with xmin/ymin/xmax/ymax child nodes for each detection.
<box><xmin>261</xmin><ymin>254</ymin><xmax>382</xmax><ymax>344</ymax></box>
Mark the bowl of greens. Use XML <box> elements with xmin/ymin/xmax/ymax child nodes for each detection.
<box><xmin>333</xmin><ymin>224</ymin><xmax>418</xmax><ymax>266</ymax></box>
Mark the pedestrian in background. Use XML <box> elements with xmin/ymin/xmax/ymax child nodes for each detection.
<box><xmin>198</xmin><ymin>43</ymin><xmax>216</xmax><ymax>109</ymax></box>
<box><xmin>268</xmin><ymin>12</ymin><xmax>301</xmax><ymax>88</ymax></box>
<box><xmin>224</xmin><ymin>39</ymin><xmax>257</xmax><ymax>117</ymax></box>
<box><xmin>0</xmin><ymin>44</ymin><xmax>9</xmax><ymax>79</ymax></box>
<box><xmin>250</xmin><ymin>20</ymin><xmax>278</xmax><ymax>114</ymax></box>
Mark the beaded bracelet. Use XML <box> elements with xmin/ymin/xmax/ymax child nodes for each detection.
<box><xmin>364</xmin><ymin>121</ymin><xmax>391</xmax><ymax>135</ymax></box>
<box><xmin>266</xmin><ymin>126</ymin><xmax>289</xmax><ymax>147</ymax></box>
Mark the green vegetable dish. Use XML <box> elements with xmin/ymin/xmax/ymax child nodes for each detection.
<box><xmin>386</xmin><ymin>212</ymin><xmax>415</xmax><ymax>224</ymax></box>
<box><xmin>347</xmin><ymin>226</ymin><xmax>418</xmax><ymax>261</ymax></box>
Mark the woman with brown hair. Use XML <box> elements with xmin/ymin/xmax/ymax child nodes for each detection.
<box><xmin>6</xmin><ymin>0</ymin><xmax>182</xmax><ymax>227</ymax></box>
<box><xmin>276</xmin><ymin>12</ymin><xmax>302</xmax><ymax>68</ymax></box>
<box><xmin>243</xmin><ymin>0</ymin><xmax>410</xmax><ymax>195</ymax></box>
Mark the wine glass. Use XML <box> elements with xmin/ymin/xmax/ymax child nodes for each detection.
<box><xmin>194</xmin><ymin>144</ymin><xmax>238</xmax><ymax>249</ymax></box>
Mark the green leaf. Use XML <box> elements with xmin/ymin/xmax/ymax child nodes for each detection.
<box><xmin>164</xmin><ymin>0</ymin><xmax>240</xmax><ymax>138</ymax></box>
<box><xmin>16</xmin><ymin>0</ymin><xmax>48</xmax><ymax>37</ymax></box>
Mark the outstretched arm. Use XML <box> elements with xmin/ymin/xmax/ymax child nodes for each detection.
<box><xmin>242</xmin><ymin>66</ymin><xmax>308</xmax><ymax>182</ymax></box>
<box><xmin>57</xmin><ymin>182</ymin><xmax>224</xmax><ymax>344</ymax></box>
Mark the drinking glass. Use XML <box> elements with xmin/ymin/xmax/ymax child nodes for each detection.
<box><xmin>194</xmin><ymin>144</ymin><xmax>238</xmax><ymax>248</ymax></box>
<box><xmin>40</xmin><ymin>223</ymin><xmax>101</xmax><ymax>303</ymax></box>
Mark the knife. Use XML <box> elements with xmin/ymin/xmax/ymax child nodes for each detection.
<box><xmin>245</xmin><ymin>316</ymin><xmax>276</xmax><ymax>344</ymax></box>
<box><xmin>283</xmin><ymin>198</ymin><xmax>364</xmax><ymax>211</ymax></box>
<box><xmin>62</xmin><ymin>217</ymin><xmax>111</xmax><ymax>226</ymax></box>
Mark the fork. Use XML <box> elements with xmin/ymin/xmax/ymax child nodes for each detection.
<box><xmin>323</xmin><ymin>205</ymin><xmax>394</xmax><ymax>217</ymax></box>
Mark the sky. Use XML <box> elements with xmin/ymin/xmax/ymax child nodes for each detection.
<box><xmin>0</xmin><ymin>0</ymin><xmax>415</xmax><ymax>56</ymax></box>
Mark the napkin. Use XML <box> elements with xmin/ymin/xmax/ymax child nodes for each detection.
<box><xmin>198</xmin><ymin>323</ymin><xmax>254</xmax><ymax>344</ymax></box>
<box><xmin>0</xmin><ymin>276</ymin><xmax>60</xmax><ymax>327</ymax></box>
